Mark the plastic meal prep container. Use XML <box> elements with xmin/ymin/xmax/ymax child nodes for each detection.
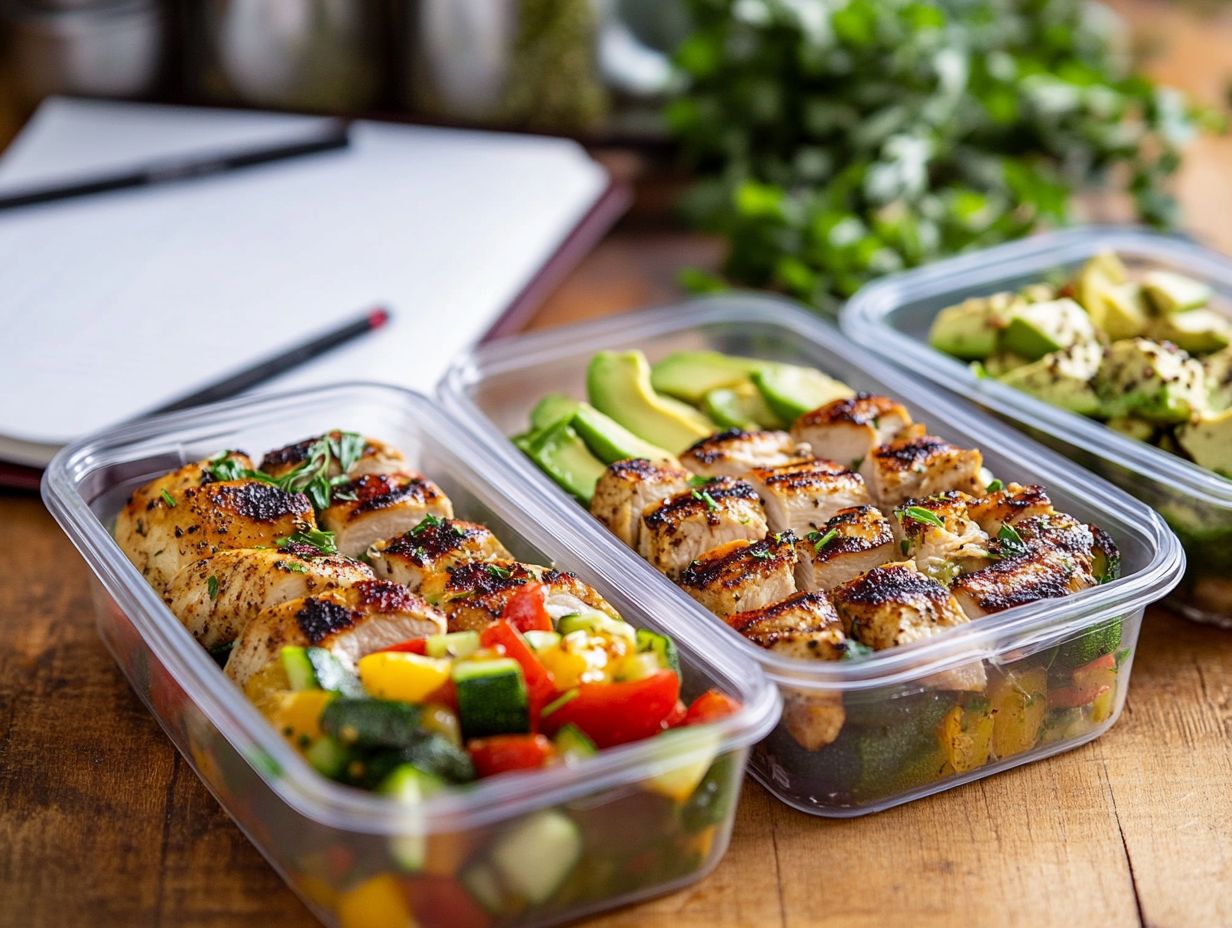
<box><xmin>440</xmin><ymin>295</ymin><xmax>1185</xmax><ymax>817</ymax></box>
<box><xmin>839</xmin><ymin>226</ymin><xmax>1232</xmax><ymax>628</ymax></box>
<box><xmin>41</xmin><ymin>382</ymin><xmax>781</xmax><ymax>928</ymax></box>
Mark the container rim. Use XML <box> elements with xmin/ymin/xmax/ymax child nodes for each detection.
<box><xmin>41</xmin><ymin>382</ymin><xmax>782</xmax><ymax>834</ymax></box>
<box><xmin>440</xmin><ymin>294</ymin><xmax>1186</xmax><ymax>691</ymax></box>
<box><xmin>839</xmin><ymin>224</ymin><xmax>1232</xmax><ymax>509</ymax></box>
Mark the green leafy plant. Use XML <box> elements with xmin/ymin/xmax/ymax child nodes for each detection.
<box><xmin>668</xmin><ymin>0</ymin><xmax>1221</xmax><ymax>313</ymax></box>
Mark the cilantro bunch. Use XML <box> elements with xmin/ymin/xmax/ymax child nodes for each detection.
<box><xmin>667</xmin><ymin>0</ymin><xmax>1220</xmax><ymax>313</ymax></box>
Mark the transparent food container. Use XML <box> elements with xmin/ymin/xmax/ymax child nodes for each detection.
<box><xmin>41</xmin><ymin>383</ymin><xmax>780</xmax><ymax>928</ymax></box>
<box><xmin>440</xmin><ymin>296</ymin><xmax>1184</xmax><ymax>816</ymax></box>
<box><xmin>840</xmin><ymin>226</ymin><xmax>1232</xmax><ymax>628</ymax></box>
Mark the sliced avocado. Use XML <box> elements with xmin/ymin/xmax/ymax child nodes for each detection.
<box><xmin>530</xmin><ymin>393</ymin><xmax>581</xmax><ymax>432</ymax></box>
<box><xmin>702</xmin><ymin>381</ymin><xmax>786</xmax><ymax>430</ymax></box>
<box><xmin>525</xmin><ymin>419</ymin><xmax>607</xmax><ymax>502</ymax></box>
<box><xmin>1106</xmin><ymin>416</ymin><xmax>1155</xmax><ymax>441</ymax></box>
<box><xmin>587</xmin><ymin>351</ymin><xmax>716</xmax><ymax>454</ymax></box>
<box><xmin>1087</xmin><ymin>281</ymin><xmax>1149</xmax><ymax>341</ymax></box>
<box><xmin>1142</xmin><ymin>270</ymin><xmax>1212</xmax><ymax>315</ymax></box>
<box><xmin>979</xmin><ymin>351</ymin><xmax>1032</xmax><ymax>377</ymax></box>
<box><xmin>998</xmin><ymin>342</ymin><xmax>1103</xmax><ymax>417</ymax></box>
<box><xmin>1077</xmin><ymin>251</ymin><xmax>1130</xmax><ymax>291</ymax></box>
<box><xmin>1203</xmin><ymin>347</ymin><xmax>1232</xmax><ymax>411</ymax></box>
<box><xmin>650</xmin><ymin>351</ymin><xmax>770</xmax><ymax>403</ymax></box>
<box><xmin>928</xmin><ymin>295</ymin><xmax>1011</xmax><ymax>360</ymax></box>
<box><xmin>571</xmin><ymin>403</ymin><xmax>676</xmax><ymax>464</ymax></box>
<box><xmin>1096</xmin><ymin>338</ymin><xmax>1209</xmax><ymax>424</ymax></box>
<box><xmin>1019</xmin><ymin>282</ymin><xmax>1058</xmax><ymax>303</ymax></box>
<box><xmin>1000</xmin><ymin>298</ymin><xmax>1097</xmax><ymax>361</ymax></box>
<box><xmin>1149</xmin><ymin>309</ymin><xmax>1232</xmax><ymax>355</ymax></box>
<box><xmin>752</xmin><ymin>364</ymin><xmax>853</xmax><ymax>423</ymax></box>
<box><xmin>1177</xmin><ymin>408</ymin><xmax>1232</xmax><ymax>477</ymax></box>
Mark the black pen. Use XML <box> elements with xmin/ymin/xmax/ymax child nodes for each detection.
<box><xmin>0</xmin><ymin>120</ymin><xmax>351</xmax><ymax>212</ymax></box>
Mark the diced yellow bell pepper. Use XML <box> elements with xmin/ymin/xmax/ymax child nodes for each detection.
<box><xmin>337</xmin><ymin>873</ymin><xmax>417</xmax><ymax>928</ymax></box>
<box><xmin>940</xmin><ymin>703</ymin><xmax>995</xmax><ymax>774</ymax></box>
<box><xmin>990</xmin><ymin>666</ymin><xmax>1048</xmax><ymax>758</ymax></box>
<box><xmin>358</xmin><ymin>652</ymin><xmax>452</xmax><ymax>704</ymax></box>
<box><xmin>266</xmin><ymin>689</ymin><xmax>335</xmax><ymax>748</ymax></box>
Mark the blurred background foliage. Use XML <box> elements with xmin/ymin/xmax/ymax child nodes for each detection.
<box><xmin>667</xmin><ymin>0</ymin><xmax>1226</xmax><ymax>312</ymax></box>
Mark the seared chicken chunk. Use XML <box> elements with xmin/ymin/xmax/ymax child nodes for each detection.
<box><xmin>831</xmin><ymin>563</ymin><xmax>985</xmax><ymax>691</ymax></box>
<box><xmin>1010</xmin><ymin>512</ymin><xmax>1096</xmax><ymax>566</ymax></box>
<box><xmin>590</xmin><ymin>458</ymin><xmax>692</xmax><ymax>548</ymax></box>
<box><xmin>791</xmin><ymin>394</ymin><xmax>912</xmax><ymax>470</ymax></box>
<box><xmin>950</xmin><ymin>546</ymin><xmax>1097</xmax><ymax>619</ymax></box>
<box><xmin>795</xmin><ymin>505</ymin><xmax>897</xmax><ymax>592</ymax></box>
<box><xmin>319</xmin><ymin>472</ymin><xmax>453</xmax><ymax>558</ymax></box>
<box><xmin>116</xmin><ymin>478</ymin><xmax>315</xmax><ymax>594</ymax></box>
<box><xmin>368</xmin><ymin>516</ymin><xmax>510</xmax><ymax>592</ymax></box>
<box><xmin>165</xmin><ymin>545</ymin><xmax>374</xmax><ymax>648</ymax></box>
<box><xmin>745</xmin><ymin>458</ymin><xmax>871</xmax><ymax>537</ymax></box>
<box><xmin>678</xmin><ymin>532</ymin><xmax>798</xmax><ymax>617</ymax></box>
<box><xmin>679</xmin><ymin>429</ymin><xmax>809</xmax><ymax>478</ymax></box>
<box><xmin>966</xmin><ymin>483</ymin><xmax>1053</xmax><ymax>536</ymax></box>
<box><xmin>859</xmin><ymin>433</ymin><xmax>985</xmax><ymax>509</ymax></box>
<box><xmin>225</xmin><ymin>580</ymin><xmax>447</xmax><ymax>688</ymax></box>
<box><xmin>639</xmin><ymin>477</ymin><xmax>768</xmax><ymax>578</ymax></box>
<box><xmin>419</xmin><ymin>560</ymin><xmax>618</xmax><ymax>632</ymax></box>
<box><xmin>259</xmin><ymin>432</ymin><xmax>407</xmax><ymax>481</ymax></box>
<box><xmin>893</xmin><ymin>493</ymin><xmax>991</xmax><ymax>584</ymax></box>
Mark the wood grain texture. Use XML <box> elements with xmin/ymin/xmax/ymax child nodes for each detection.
<box><xmin>3</xmin><ymin>3</ymin><xmax>1232</xmax><ymax>925</ymax></box>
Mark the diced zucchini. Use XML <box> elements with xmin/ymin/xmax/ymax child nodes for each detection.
<box><xmin>380</xmin><ymin>763</ymin><xmax>446</xmax><ymax>871</ymax></box>
<box><xmin>489</xmin><ymin>810</ymin><xmax>582</xmax><ymax>905</ymax></box>
<box><xmin>523</xmin><ymin>630</ymin><xmax>561</xmax><ymax>651</ymax></box>
<box><xmin>281</xmin><ymin>646</ymin><xmax>317</xmax><ymax>691</ymax></box>
<box><xmin>643</xmin><ymin>728</ymin><xmax>722</xmax><ymax>802</ymax></box>
<box><xmin>612</xmin><ymin>652</ymin><xmax>662</xmax><ymax>682</ymax></box>
<box><xmin>425</xmin><ymin>630</ymin><xmax>480</xmax><ymax>660</ymax></box>
<box><xmin>282</xmin><ymin>646</ymin><xmax>364</xmax><ymax>697</ymax></box>
<box><xmin>556</xmin><ymin>611</ymin><xmax>636</xmax><ymax>644</ymax></box>
<box><xmin>635</xmin><ymin>628</ymin><xmax>681</xmax><ymax>677</ymax></box>
<box><xmin>305</xmin><ymin>735</ymin><xmax>351</xmax><ymax>777</ymax></box>
<box><xmin>320</xmin><ymin>698</ymin><xmax>423</xmax><ymax>749</ymax></box>
<box><xmin>454</xmin><ymin>659</ymin><xmax>529</xmax><ymax>738</ymax></box>
<box><xmin>461</xmin><ymin>862</ymin><xmax>509</xmax><ymax>916</ymax></box>
<box><xmin>553</xmin><ymin>724</ymin><xmax>597</xmax><ymax>763</ymax></box>
<box><xmin>680</xmin><ymin>752</ymin><xmax>738</xmax><ymax>832</ymax></box>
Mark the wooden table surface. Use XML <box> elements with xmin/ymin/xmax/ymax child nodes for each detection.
<box><xmin>3</xmin><ymin>3</ymin><xmax>1232</xmax><ymax>926</ymax></box>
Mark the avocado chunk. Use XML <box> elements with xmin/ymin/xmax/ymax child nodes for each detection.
<box><xmin>1142</xmin><ymin>270</ymin><xmax>1212</xmax><ymax>315</ymax></box>
<box><xmin>1088</xmin><ymin>281</ymin><xmax>1150</xmax><ymax>341</ymax></box>
<box><xmin>751</xmin><ymin>363</ymin><xmax>854</xmax><ymax>423</ymax></box>
<box><xmin>587</xmin><ymin>351</ymin><xmax>716</xmax><ymax>453</ymax></box>
<box><xmin>1000</xmin><ymin>298</ymin><xmax>1097</xmax><ymax>361</ymax></box>
<box><xmin>977</xmin><ymin>351</ymin><xmax>1032</xmax><ymax>377</ymax></box>
<box><xmin>1177</xmin><ymin>408</ymin><xmax>1232</xmax><ymax>477</ymax></box>
<box><xmin>929</xmin><ymin>294</ymin><xmax>1015</xmax><ymax>360</ymax></box>
<box><xmin>650</xmin><ymin>351</ymin><xmax>770</xmax><ymax>403</ymax></box>
<box><xmin>524</xmin><ymin>419</ymin><xmax>607</xmax><ymax>502</ymax></box>
<box><xmin>702</xmin><ymin>381</ymin><xmax>786</xmax><ymax>430</ymax></box>
<box><xmin>530</xmin><ymin>393</ymin><xmax>581</xmax><ymax>432</ymax></box>
<box><xmin>1076</xmin><ymin>251</ymin><xmax>1130</xmax><ymax>291</ymax></box>
<box><xmin>1149</xmin><ymin>309</ymin><xmax>1232</xmax><ymax>355</ymax></box>
<box><xmin>997</xmin><ymin>342</ymin><xmax>1103</xmax><ymax>417</ymax></box>
<box><xmin>571</xmin><ymin>403</ymin><xmax>677</xmax><ymax>464</ymax></box>
<box><xmin>1106</xmin><ymin>416</ymin><xmax>1155</xmax><ymax>441</ymax></box>
<box><xmin>1095</xmin><ymin>338</ymin><xmax>1209</xmax><ymax>424</ymax></box>
<box><xmin>1203</xmin><ymin>347</ymin><xmax>1232</xmax><ymax>411</ymax></box>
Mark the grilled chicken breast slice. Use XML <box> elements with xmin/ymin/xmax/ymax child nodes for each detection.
<box><xmin>679</xmin><ymin>429</ymin><xmax>810</xmax><ymax>478</ymax></box>
<box><xmin>638</xmin><ymin>477</ymin><xmax>768</xmax><ymax>578</ymax></box>
<box><xmin>795</xmin><ymin>505</ymin><xmax>897</xmax><ymax>593</ymax></box>
<box><xmin>858</xmin><ymin>433</ymin><xmax>985</xmax><ymax>509</ymax></box>
<box><xmin>116</xmin><ymin>478</ymin><xmax>315</xmax><ymax>594</ymax></box>
<box><xmin>893</xmin><ymin>493</ymin><xmax>991</xmax><ymax>584</ymax></box>
<box><xmin>319</xmin><ymin>472</ymin><xmax>454</xmax><ymax>558</ymax></box>
<box><xmin>368</xmin><ymin>517</ymin><xmax>510</xmax><ymax>592</ymax></box>
<box><xmin>678</xmin><ymin>532</ymin><xmax>798</xmax><ymax>617</ymax></box>
<box><xmin>165</xmin><ymin>545</ymin><xmax>375</xmax><ymax>648</ymax></box>
<box><xmin>419</xmin><ymin>560</ymin><xmax>619</xmax><ymax>632</ymax></box>
<box><xmin>790</xmin><ymin>394</ymin><xmax>912</xmax><ymax>470</ymax></box>
<box><xmin>225</xmin><ymin>580</ymin><xmax>447</xmax><ymax>688</ymax></box>
<box><xmin>259</xmin><ymin>432</ymin><xmax>407</xmax><ymax>480</ymax></box>
<box><xmin>745</xmin><ymin>458</ymin><xmax>872</xmax><ymax>537</ymax></box>
<box><xmin>950</xmin><ymin>546</ymin><xmax>1097</xmax><ymax>619</ymax></box>
<box><xmin>590</xmin><ymin>458</ymin><xmax>692</xmax><ymax>549</ymax></box>
<box><xmin>965</xmin><ymin>483</ymin><xmax>1054</xmax><ymax>536</ymax></box>
<box><xmin>1010</xmin><ymin>512</ymin><xmax>1096</xmax><ymax>566</ymax></box>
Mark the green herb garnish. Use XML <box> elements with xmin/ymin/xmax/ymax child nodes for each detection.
<box><xmin>207</xmin><ymin>575</ymin><xmax>219</xmax><ymax>600</ymax></box>
<box><xmin>900</xmin><ymin>539</ymin><xmax>911</xmax><ymax>556</ymax></box>
<box><xmin>996</xmin><ymin>523</ymin><xmax>1030</xmax><ymax>559</ymax></box>
<box><xmin>901</xmin><ymin>505</ymin><xmax>945</xmax><ymax>528</ymax></box>
<box><xmin>412</xmin><ymin>513</ymin><xmax>444</xmax><ymax>536</ymax></box>
<box><xmin>277</xmin><ymin>528</ymin><xmax>338</xmax><ymax>555</ymax></box>
<box><xmin>749</xmin><ymin>547</ymin><xmax>772</xmax><ymax>560</ymax></box>
<box><xmin>692</xmin><ymin>489</ymin><xmax>719</xmax><ymax>512</ymax></box>
<box><xmin>160</xmin><ymin>489</ymin><xmax>177</xmax><ymax>508</ymax></box>
<box><xmin>283</xmin><ymin>561</ymin><xmax>309</xmax><ymax>574</ymax></box>
<box><xmin>842</xmin><ymin>640</ymin><xmax>874</xmax><ymax>662</ymax></box>
<box><xmin>806</xmin><ymin>528</ymin><xmax>839</xmax><ymax>553</ymax></box>
<box><xmin>486</xmin><ymin>564</ymin><xmax>513</xmax><ymax>580</ymax></box>
<box><xmin>986</xmin><ymin>479</ymin><xmax>1005</xmax><ymax>493</ymax></box>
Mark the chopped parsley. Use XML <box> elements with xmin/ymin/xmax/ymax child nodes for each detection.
<box><xmin>692</xmin><ymin>489</ymin><xmax>719</xmax><ymax>512</ymax></box>
<box><xmin>276</xmin><ymin>528</ymin><xmax>338</xmax><ymax>555</ymax></box>
<box><xmin>160</xmin><ymin>489</ymin><xmax>177</xmax><ymax>508</ymax></box>
<box><xmin>749</xmin><ymin>547</ymin><xmax>772</xmax><ymax>560</ymax></box>
<box><xmin>688</xmin><ymin>474</ymin><xmax>715</xmax><ymax>487</ymax></box>
<box><xmin>806</xmin><ymin>528</ymin><xmax>838</xmax><ymax>553</ymax></box>
<box><xmin>486</xmin><ymin>564</ymin><xmax>513</xmax><ymax>580</ymax></box>
<box><xmin>204</xmin><ymin>452</ymin><xmax>252</xmax><ymax>482</ymax></box>
<box><xmin>206</xmin><ymin>575</ymin><xmax>219</xmax><ymax>600</ymax></box>
<box><xmin>901</xmin><ymin>505</ymin><xmax>944</xmax><ymax>528</ymax></box>
<box><xmin>412</xmin><ymin>513</ymin><xmax>444</xmax><ymax>536</ymax></box>
<box><xmin>986</xmin><ymin>478</ymin><xmax>1005</xmax><ymax>493</ymax></box>
<box><xmin>283</xmin><ymin>561</ymin><xmax>309</xmax><ymax>574</ymax></box>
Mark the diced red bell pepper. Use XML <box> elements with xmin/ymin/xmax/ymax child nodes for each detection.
<box><xmin>378</xmin><ymin>637</ymin><xmax>428</xmax><ymax>655</ymax></box>
<box><xmin>685</xmin><ymin>689</ymin><xmax>741</xmax><ymax>725</ymax></box>
<box><xmin>500</xmin><ymin>583</ymin><xmax>553</xmax><ymax>633</ymax></box>
<box><xmin>426</xmin><ymin>677</ymin><xmax>458</xmax><ymax>712</ymax></box>
<box><xmin>1049</xmin><ymin>652</ymin><xmax>1117</xmax><ymax>709</ymax></box>
<box><xmin>479</xmin><ymin>620</ymin><xmax>558</xmax><ymax>722</ymax></box>
<box><xmin>540</xmin><ymin>670</ymin><xmax>680</xmax><ymax>748</ymax></box>
<box><xmin>661</xmin><ymin>700</ymin><xmax>688</xmax><ymax>730</ymax></box>
<box><xmin>468</xmin><ymin>734</ymin><xmax>556</xmax><ymax>778</ymax></box>
<box><xmin>404</xmin><ymin>876</ymin><xmax>492</xmax><ymax>928</ymax></box>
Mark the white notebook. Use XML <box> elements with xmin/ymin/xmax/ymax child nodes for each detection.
<box><xmin>0</xmin><ymin>98</ymin><xmax>615</xmax><ymax>466</ymax></box>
